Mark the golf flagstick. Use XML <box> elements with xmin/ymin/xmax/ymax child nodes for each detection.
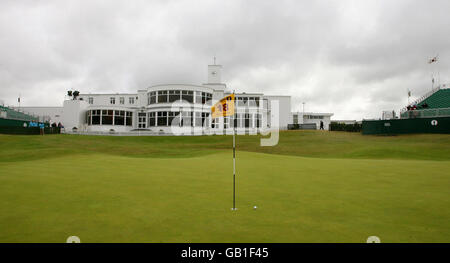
<box><xmin>232</xmin><ymin>90</ymin><xmax>237</xmax><ymax>211</ymax></box>
<box><xmin>211</xmin><ymin>92</ymin><xmax>237</xmax><ymax>211</ymax></box>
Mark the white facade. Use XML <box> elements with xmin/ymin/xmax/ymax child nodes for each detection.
<box><xmin>291</xmin><ymin>112</ymin><xmax>334</xmax><ymax>130</ymax></box>
<box><xmin>18</xmin><ymin>64</ymin><xmax>333</xmax><ymax>134</ymax></box>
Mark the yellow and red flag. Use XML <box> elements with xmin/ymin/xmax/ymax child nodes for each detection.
<box><xmin>211</xmin><ymin>94</ymin><xmax>235</xmax><ymax>118</ymax></box>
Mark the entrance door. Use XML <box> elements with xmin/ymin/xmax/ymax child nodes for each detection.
<box><xmin>138</xmin><ymin>112</ymin><xmax>147</xmax><ymax>129</ymax></box>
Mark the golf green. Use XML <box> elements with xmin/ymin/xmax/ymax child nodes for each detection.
<box><xmin>0</xmin><ymin>132</ymin><xmax>449</xmax><ymax>242</ymax></box>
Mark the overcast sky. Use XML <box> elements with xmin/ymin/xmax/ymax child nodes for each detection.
<box><xmin>0</xmin><ymin>0</ymin><xmax>449</xmax><ymax>120</ymax></box>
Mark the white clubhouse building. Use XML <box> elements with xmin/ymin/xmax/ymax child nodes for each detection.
<box><xmin>19</xmin><ymin>64</ymin><xmax>333</xmax><ymax>134</ymax></box>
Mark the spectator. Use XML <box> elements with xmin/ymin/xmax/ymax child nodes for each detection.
<box><xmin>320</xmin><ymin>121</ymin><xmax>324</xmax><ymax>130</ymax></box>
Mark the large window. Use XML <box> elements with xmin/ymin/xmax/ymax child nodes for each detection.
<box><xmin>87</xmin><ymin>110</ymin><xmax>132</xmax><ymax>126</ymax></box>
<box><xmin>204</xmin><ymin>92</ymin><xmax>212</xmax><ymax>105</ymax></box>
<box><xmin>255</xmin><ymin>114</ymin><xmax>261</xmax><ymax>128</ymax></box>
<box><xmin>126</xmin><ymin>112</ymin><xmax>132</xmax><ymax>126</ymax></box>
<box><xmin>91</xmin><ymin>110</ymin><xmax>100</xmax><ymax>125</ymax></box>
<box><xmin>158</xmin><ymin>91</ymin><xmax>168</xmax><ymax>103</ymax></box>
<box><xmin>195</xmin><ymin>112</ymin><xmax>202</xmax><ymax>127</ymax></box>
<box><xmin>114</xmin><ymin>110</ymin><xmax>125</xmax><ymax>125</ymax></box>
<box><xmin>168</xmin><ymin>111</ymin><xmax>180</xmax><ymax>126</ymax></box>
<box><xmin>119</xmin><ymin>97</ymin><xmax>125</xmax><ymax>105</ymax></box>
<box><xmin>88</xmin><ymin>97</ymin><xmax>94</xmax><ymax>104</ymax></box>
<box><xmin>157</xmin><ymin>111</ymin><xmax>168</xmax><ymax>126</ymax></box>
<box><xmin>211</xmin><ymin>117</ymin><xmax>219</xmax><ymax>129</ymax></box>
<box><xmin>149</xmin><ymin>90</ymin><xmax>209</xmax><ymax>105</ymax></box>
<box><xmin>148</xmin><ymin>112</ymin><xmax>156</xmax><ymax>126</ymax></box>
<box><xmin>195</xmin><ymin>91</ymin><xmax>202</xmax><ymax>104</ymax></box>
<box><xmin>129</xmin><ymin>97</ymin><xmax>135</xmax><ymax>104</ymax></box>
<box><xmin>244</xmin><ymin>113</ymin><xmax>252</xmax><ymax>128</ymax></box>
<box><xmin>169</xmin><ymin>90</ymin><xmax>181</xmax><ymax>103</ymax></box>
<box><xmin>203</xmin><ymin>112</ymin><xmax>210</xmax><ymax>127</ymax></box>
<box><xmin>195</xmin><ymin>91</ymin><xmax>212</xmax><ymax>105</ymax></box>
<box><xmin>247</xmin><ymin>97</ymin><xmax>259</xmax><ymax>107</ymax></box>
<box><xmin>148</xmin><ymin>91</ymin><xmax>157</xmax><ymax>104</ymax></box>
<box><xmin>181</xmin><ymin>112</ymin><xmax>193</xmax><ymax>127</ymax></box>
<box><xmin>235</xmin><ymin>113</ymin><xmax>242</xmax><ymax>128</ymax></box>
<box><xmin>110</xmin><ymin>97</ymin><xmax>116</xmax><ymax>104</ymax></box>
<box><xmin>237</xmin><ymin>97</ymin><xmax>248</xmax><ymax>107</ymax></box>
<box><xmin>224</xmin><ymin>117</ymin><xmax>230</xmax><ymax>129</ymax></box>
<box><xmin>182</xmin><ymin>91</ymin><xmax>193</xmax><ymax>103</ymax></box>
<box><xmin>102</xmin><ymin>110</ymin><xmax>113</xmax><ymax>125</ymax></box>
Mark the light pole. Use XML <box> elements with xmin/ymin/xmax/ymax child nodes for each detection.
<box><xmin>302</xmin><ymin>102</ymin><xmax>305</xmax><ymax>123</ymax></box>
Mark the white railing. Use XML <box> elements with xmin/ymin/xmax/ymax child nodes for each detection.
<box><xmin>400</xmin><ymin>86</ymin><xmax>441</xmax><ymax>114</ymax></box>
<box><xmin>400</xmin><ymin>107</ymin><xmax>450</xmax><ymax>119</ymax></box>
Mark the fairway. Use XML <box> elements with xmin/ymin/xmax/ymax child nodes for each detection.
<box><xmin>0</xmin><ymin>131</ymin><xmax>449</xmax><ymax>242</ymax></box>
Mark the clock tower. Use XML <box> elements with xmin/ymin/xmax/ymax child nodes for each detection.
<box><xmin>207</xmin><ymin>64</ymin><xmax>222</xmax><ymax>84</ymax></box>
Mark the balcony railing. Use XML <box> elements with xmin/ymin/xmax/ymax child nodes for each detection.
<box><xmin>400</xmin><ymin>107</ymin><xmax>450</xmax><ymax>119</ymax></box>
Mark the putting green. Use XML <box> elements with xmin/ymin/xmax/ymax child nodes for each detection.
<box><xmin>0</xmin><ymin>148</ymin><xmax>449</xmax><ymax>242</ymax></box>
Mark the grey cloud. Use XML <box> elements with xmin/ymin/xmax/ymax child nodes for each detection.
<box><xmin>0</xmin><ymin>0</ymin><xmax>449</xmax><ymax>120</ymax></box>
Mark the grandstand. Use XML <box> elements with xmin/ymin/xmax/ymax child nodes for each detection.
<box><xmin>363</xmin><ymin>84</ymin><xmax>450</xmax><ymax>135</ymax></box>
<box><xmin>0</xmin><ymin>105</ymin><xmax>39</xmax><ymax>122</ymax></box>
<box><xmin>400</xmin><ymin>85</ymin><xmax>450</xmax><ymax>119</ymax></box>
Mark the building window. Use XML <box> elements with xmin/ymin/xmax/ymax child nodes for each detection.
<box><xmin>244</xmin><ymin>113</ymin><xmax>252</xmax><ymax>128</ymax></box>
<box><xmin>195</xmin><ymin>91</ymin><xmax>202</xmax><ymax>104</ymax></box>
<box><xmin>235</xmin><ymin>114</ymin><xmax>242</xmax><ymax>128</ymax></box>
<box><xmin>293</xmin><ymin>114</ymin><xmax>298</xmax><ymax>124</ymax></box>
<box><xmin>158</xmin><ymin>91</ymin><xmax>168</xmax><ymax>103</ymax></box>
<box><xmin>181</xmin><ymin>112</ymin><xmax>193</xmax><ymax>127</ymax></box>
<box><xmin>168</xmin><ymin>111</ymin><xmax>180</xmax><ymax>126</ymax></box>
<box><xmin>169</xmin><ymin>90</ymin><xmax>181</xmax><ymax>103</ymax></box>
<box><xmin>114</xmin><ymin>110</ymin><xmax>125</xmax><ymax>125</ymax></box>
<box><xmin>91</xmin><ymin>110</ymin><xmax>101</xmax><ymax>125</ymax></box>
<box><xmin>211</xmin><ymin>117</ymin><xmax>219</xmax><ymax>129</ymax></box>
<box><xmin>88</xmin><ymin>97</ymin><xmax>94</xmax><ymax>104</ymax></box>
<box><xmin>148</xmin><ymin>112</ymin><xmax>156</xmax><ymax>126</ymax></box>
<box><xmin>256</xmin><ymin>114</ymin><xmax>262</xmax><ymax>128</ymax></box>
<box><xmin>195</xmin><ymin>112</ymin><xmax>202</xmax><ymax>127</ymax></box>
<box><xmin>205</xmin><ymin>92</ymin><xmax>212</xmax><ymax>105</ymax></box>
<box><xmin>182</xmin><ymin>91</ymin><xmax>193</xmax><ymax>103</ymax></box>
<box><xmin>148</xmin><ymin>91</ymin><xmax>157</xmax><ymax>104</ymax></box>
<box><xmin>195</xmin><ymin>91</ymin><xmax>212</xmax><ymax>105</ymax></box>
<box><xmin>119</xmin><ymin>97</ymin><xmax>125</xmax><ymax>104</ymax></box>
<box><xmin>237</xmin><ymin>97</ymin><xmax>249</xmax><ymax>107</ymax></box>
<box><xmin>202</xmin><ymin>112</ymin><xmax>210</xmax><ymax>127</ymax></box>
<box><xmin>86</xmin><ymin>111</ymin><xmax>90</xmax><ymax>124</ymax></box>
<box><xmin>224</xmin><ymin>116</ymin><xmax>230</xmax><ymax>129</ymax></box>
<box><xmin>126</xmin><ymin>112</ymin><xmax>132</xmax><ymax>126</ymax></box>
<box><xmin>129</xmin><ymin>97</ymin><xmax>135</xmax><ymax>104</ymax></box>
<box><xmin>157</xmin><ymin>111</ymin><xmax>168</xmax><ymax>126</ymax></box>
<box><xmin>110</xmin><ymin>97</ymin><xmax>116</xmax><ymax>104</ymax></box>
<box><xmin>102</xmin><ymin>110</ymin><xmax>113</xmax><ymax>125</ymax></box>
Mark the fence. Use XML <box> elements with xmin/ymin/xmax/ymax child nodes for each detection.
<box><xmin>0</xmin><ymin>126</ymin><xmax>60</xmax><ymax>135</ymax></box>
<box><xmin>287</xmin><ymin>123</ymin><xmax>317</xmax><ymax>130</ymax></box>
<box><xmin>362</xmin><ymin>116</ymin><xmax>450</xmax><ymax>135</ymax></box>
<box><xmin>0</xmin><ymin>118</ymin><xmax>59</xmax><ymax>135</ymax></box>
<box><xmin>400</xmin><ymin>107</ymin><xmax>450</xmax><ymax>119</ymax></box>
<box><xmin>330</xmin><ymin>123</ymin><xmax>362</xmax><ymax>132</ymax></box>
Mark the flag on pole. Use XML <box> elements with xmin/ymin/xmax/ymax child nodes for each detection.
<box><xmin>211</xmin><ymin>93</ymin><xmax>237</xmax><ymax>211</ymax></box>
<box><xmin>211</xmin><ymin>94</ymin><xmax>235</xmax><ymax>118</ymax></box>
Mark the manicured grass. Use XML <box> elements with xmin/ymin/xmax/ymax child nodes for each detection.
<box><xmin>1</xmin><ymin>131</ymin><xmax>450</xmax><ymax>162</ymax></box>
<box><xmin>0</xmin><ymin>131</ymin><xmax>449</xmax><ymax>242</ymax></box>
